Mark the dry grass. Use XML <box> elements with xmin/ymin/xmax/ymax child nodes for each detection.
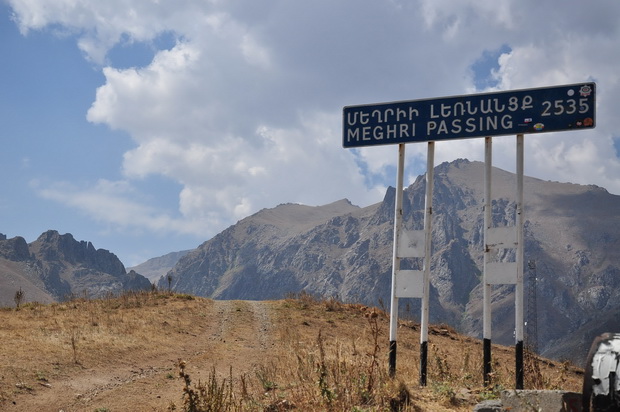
<box><xmin>0</xmin><ymin>291</ymin><xmax>583</xmax><ymax>411</ymax></box>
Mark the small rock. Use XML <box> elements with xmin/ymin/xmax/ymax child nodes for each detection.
<box><xmin>473</xmin><ymin>399</ymin><xmax>503</xmax><ymax>412</ymax></box>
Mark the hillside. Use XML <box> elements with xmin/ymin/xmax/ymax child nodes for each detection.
<box><xmin>0</xmin><ymin>231</ymin><xmax>151</xmax><ymax>306</ymax></box>
<box><xmin>3</xmin><ymin>159</ymin><xmax>619</xmax><ymax>372</ymax></box>
<box><xmin>159</xmin><ymin>159</ymin><xmax>620</xmax><ymax>366</ymax></box>
<box><xmin>128</xmin><ymin>250</ymin><xmax>191</xmax><ymax>283</ymax></box>
<box><xmin>0</xmin><ymin>292</ymin><xmax>582</xmax><ymax>411</ymax></box>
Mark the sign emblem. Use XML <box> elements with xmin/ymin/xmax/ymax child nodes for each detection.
<box><xmin>580</xmin><ymin>85</ymin><xmax>593</xmax><ymax>97</ymax></box>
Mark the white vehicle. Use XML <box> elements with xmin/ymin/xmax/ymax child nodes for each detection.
<box><xmin>583</xmin><ymin>333</ymin><xmax>620</xmax><ymax>412</ymax></box>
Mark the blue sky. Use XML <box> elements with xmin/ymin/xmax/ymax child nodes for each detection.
<box><xmin>1</xmin><ymin>0</ymin><xmax>619</xmax><ymax>267</ymax></box>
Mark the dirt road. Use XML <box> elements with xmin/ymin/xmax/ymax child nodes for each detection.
<box><xmin>3</xmin><ymin>299</ymin><xmax>276</xmax><ymax>412</ymax></box>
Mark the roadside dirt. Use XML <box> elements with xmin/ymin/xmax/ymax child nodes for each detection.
<box><xmin>0</xmin><ymin>298</ymin><xmax>279</xmax><ymax>412</ymax></box>
<box><xmin>0</xmin><ymin>293</ymin><xmax>584</xmax><ymax>411</ymax></box>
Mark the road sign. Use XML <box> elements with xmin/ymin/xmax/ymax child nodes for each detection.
<box><xmin>343</xmin><ymin>83</ymin><xmax>596</xmax><ymax>148</ymax></box>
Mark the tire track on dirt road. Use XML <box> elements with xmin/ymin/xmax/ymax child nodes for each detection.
<box><xmin>3</xmin><ymin>299</ymin><xmax>277</xmax><ymax>412</ymax></box>
<box><xmin>248</xmin><ymin>300</ymin><xmax>272</xmax><ymax>351</ymax></box>
<box><xmin>204</xmin><ymin>300</ymin><xmax>274</xmax><ymax>357</ymax></box>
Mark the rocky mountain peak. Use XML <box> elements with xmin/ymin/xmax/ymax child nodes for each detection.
<box><xmin>0</xmin><ymin>235</ymin><xmax>31</xmax><ymax>261</ymax></box>
<box><xmin>158</xmin><ymin>159</ymin><xmax>620</xmax><ymax>365</ymax></box>
<box><xmin>31</xmin><ymin>230</ymin><xmax>125</xmax><ymax>277</ymax></box>
<box><xmin>0</xmin><ymin>231</ymin><xmax>151</xmax><ymax>305</ymax></box>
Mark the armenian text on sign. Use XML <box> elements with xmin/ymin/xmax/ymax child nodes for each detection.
<box><xmin>343</xmin><ymin>83</ymin><xmax>595</xmax><ymax>148</ymax></box>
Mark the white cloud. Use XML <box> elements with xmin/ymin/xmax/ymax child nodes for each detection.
<box><xmin>9</xmin><ymin>0</ymin><xmax>620</xmax><ymax>242</ymax></box>
<box><xmin>32</xmin><ymin>179</ymin><xmax>199</xmax><ymax>234</ymax></box>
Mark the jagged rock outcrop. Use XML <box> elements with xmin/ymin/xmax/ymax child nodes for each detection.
<box><xmin>159</xmin><ymin>159</ymin><xmax>620</xmax><ymax>365</ymax></box>
<box><xmin>0</xmin><ymin>235</ymin><xmax>31</xmax><ymax>261</ymax></box>
<box><xmin>0</xmin><ymin>231</ymin><xmax>151</xmax><ymax>305</ymax></box>
<box><xmin>31</xmin><ymin>230</ymin><xmax>126</xmax><ymax>277</ymax></box>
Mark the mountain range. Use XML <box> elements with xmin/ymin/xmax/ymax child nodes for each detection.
<box><xmin>0</xmin><ymin>230</ymin><xmax>151</xmax><ymax>305</ymax></box>
<box><xmin>128</xmin><ymin>250</ymin><xmax>190</xmax><ymax>283</ymax></box>
<box><xmin>155</xmin><ymin>159</ymin><xmax>620</xmax><ymax>365</ymax></box>
<box><xmin>2</xmin><ymin>159</ymin><xmax>619</xmax><ymax>366</ymax></box>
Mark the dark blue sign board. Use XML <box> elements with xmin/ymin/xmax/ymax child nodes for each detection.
<box><xmin>343</xmin><ymin>83</ymin><xmax>596</xmax><ymax>148</ymax></box>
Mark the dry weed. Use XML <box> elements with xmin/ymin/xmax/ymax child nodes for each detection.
<box><xmin>0</xmin><ymin>291</ymin><xmax>584</xmax><ymax>411</ymax></box>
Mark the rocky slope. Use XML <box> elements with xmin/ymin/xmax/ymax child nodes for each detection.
<box><xmin>128</xmin><ymin>250</ymin><xmax>190</xmax><ymax>283</ymax></box>
<box><xmin>0</xmin><ymin>230</ymin><xmax>151</xmax><ymax>305</ymax></box>
<box><xmin>159</xmin><ymin>159</ymin><xmax>620</xmax><ymax>364</ymax></box>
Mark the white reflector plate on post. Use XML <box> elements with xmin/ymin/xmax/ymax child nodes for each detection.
<box><xmin>395</xmin><ymin>270</ymin><xmax>424</xmax><ymax>298</ymax></box>
<box><xmin>487</xmin><ymin>227</ymin><xmax>517</xmax><ymax>250</ymax></box>
<box><xmin>398</xmin><ymin>230</ymin><xmax>425</xmax><ymax>258</ymax></box>
<box><xmin>486</xmin><ymin>262</ymin><xmax>518</xmax><ymax>284</ymax></box>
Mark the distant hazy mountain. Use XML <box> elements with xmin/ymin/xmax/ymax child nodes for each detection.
<box><xmin>0</xmin><ymin>230</ymin><xmax>151</xmax><ymax>306</ymax></box>
<box><xmin>128</xmin><ymin>250</ymin><xmax>190</xmax><ymax>283</ymax></box>
<box><xmin>158</xmin><ymin>159</ymin><xmax>620</xmax><ymax>365</ymax></box>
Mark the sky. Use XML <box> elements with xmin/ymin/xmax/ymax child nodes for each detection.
<box><xmin>1</xmin><ymin>0</ymin><xmax>619</xmax><ymax>268</ymax></box>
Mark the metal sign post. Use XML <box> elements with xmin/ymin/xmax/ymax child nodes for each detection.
<box><xmin>482</xmin><ymin>134</ymin><xmax>526</xmax><ymax>388</ymax></box>
<box><xmin>388</xmin><ymin>143</ymin><xmax>405</xmax><ymax>377</ymax></box>
<box><xmin>388</xmin><ymin>142</ymin><xmax>434</xmax><ymax>384</ymax></box>
<box><xmin>343</xmin><ymin>82</ymin><xmax>596</xmax><ymax>384</ymax></box>
<box><xmin>483</xmin><ymin>137</ymin><xmax>493</xmax><ymax>385</ymax></box>
<box><xmin>516</xmin><ymin>134</ymin><xmax>525</xmax><ymax>389</ymax></box>
<box><xmin>420</xmin><ymin>141</ymin><xmax>434</xmax><ymax>386</ymax></box>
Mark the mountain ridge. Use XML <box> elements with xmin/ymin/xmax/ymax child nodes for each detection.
<box><xmin>0</xmin><ymin>230</ymin><xmax>151</xmax><ymax>305</ymax></box>
<box><xmin>158</xmin><ymin>159</ymin><xmax>620</xmax><ymax>365</ymax></box>
<box><xmin>3</xmin><ymin>159</ymin><xmax>619</xmax><ymax>366</ymax></box>
<box><xmin>128</xmin><ymin>250</ymin><xmax>192</xmax><ymax>283</ymax></box>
